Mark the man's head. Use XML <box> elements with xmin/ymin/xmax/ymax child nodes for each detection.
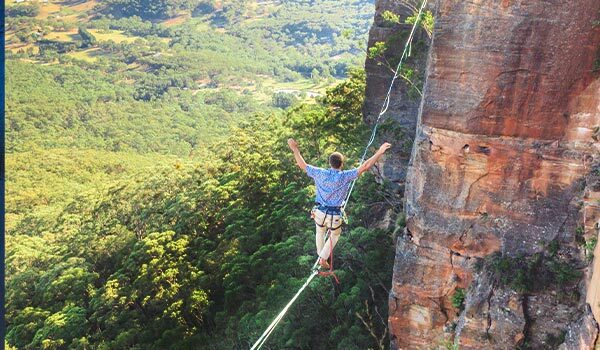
<box><xmin>329</xmin><ymin>152</ymin><xmax>344</xmax><ymax>169</ymax></box>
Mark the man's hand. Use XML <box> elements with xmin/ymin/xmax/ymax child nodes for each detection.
<box><xmin>358</xmin><ymin>142</ymin><xmax>392</xmax><ymax>176</ymax></box>
<box><xmin>287</xmin><ymin>138</ymin><xmax>299</xmax><ymax>151</ymax></box>
<box><xmin>378</xmin><ymin>142</ymin><xmax>392</xmax><ymax>154</ymax></box>
<box><xmin>288</xmin><ymin>138</ymin><xmax>307</xmax><ymax>171</ymax></box>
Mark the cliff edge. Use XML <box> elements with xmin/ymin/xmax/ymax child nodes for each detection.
<box><xmin>364</xmin><ymin>1</ymin><xmax>600</xmax><ymax>349</ymax></box>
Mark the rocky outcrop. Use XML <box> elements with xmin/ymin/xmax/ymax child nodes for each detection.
<box><xmin>560</xmin><ymin>305</ymin><xmax>599</xmax><ymax>350</ymax></box>
<box><xmin>363</xmin><ymin>0</ymin><xmax>430</xmax><ymax>188</ymax></box>
<box><xmin>372</xmin><ymin>0</ymin><xmax>600</xmax><ymax>349</ymax></box>
<box><xmin>585</xmin><ymin>160</ymin><xmax>600</xmax><ymax>326</ymax></box>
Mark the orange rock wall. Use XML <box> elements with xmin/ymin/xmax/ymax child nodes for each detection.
<box><xmin>388</xmin><ymin>1</ymin><xmax>600</xmax><ymax>348</ymax></box>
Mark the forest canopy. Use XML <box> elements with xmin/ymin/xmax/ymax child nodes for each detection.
<box><xmin>3</xmin><ymin>0</ymin><xmax>427</xmax><ymax>348</ymax></box>
<box><xmin>6</xmin><ymin>69</ymin><xmax>401</xmax><ymax>349</ymax></box>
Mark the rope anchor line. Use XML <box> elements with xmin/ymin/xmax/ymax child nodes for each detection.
<box><xmin>250</xmin><ymin>1</ymin><xmax>429</xmax><ymax>348</ymax></box>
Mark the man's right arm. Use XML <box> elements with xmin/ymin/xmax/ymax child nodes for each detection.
<box><xmin>358</xmin><ymin>142</ymin><xmax>392</xmax><ymax>176</ymax></box>
<box><xmin>288</xmin><ymin>138</ymin><xmax>307</xmax><ymax>172</ymax></box>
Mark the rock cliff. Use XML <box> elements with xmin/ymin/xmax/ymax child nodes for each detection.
<box><xmin>364</xmin><ymin>1</ymin><xmax>600</xmax><ymax>349</ymax></box>
<box><xmin>363</xmin><ymin>0</ymin><xmax>430</xmax><ymax>188</ymax></box>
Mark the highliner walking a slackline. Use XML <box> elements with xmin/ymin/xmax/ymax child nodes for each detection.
<box><xmin>250</xmin><ymin>1</ymin><xmax>429</xmax><ymax>348</ymax></box>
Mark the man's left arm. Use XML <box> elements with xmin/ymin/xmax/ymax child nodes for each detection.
<box><xmin>357</xmin><ymin>142</ymin><xmax>391</xmax><ymax>176</ymax></box>
<box><xmin>287</xmin><ymin>138</ymin><xmax>307</xmax><ymax>172</ymax></box>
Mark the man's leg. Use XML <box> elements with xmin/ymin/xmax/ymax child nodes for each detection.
<box><xmin>314</xmin><ymin>210</ymin><xmax>327</xmax><ymax>256</ymax></box>
<box><xmin>318</xmin><ymin>214</ymin><xmax>342</xmax><ymax>260</ymax></box>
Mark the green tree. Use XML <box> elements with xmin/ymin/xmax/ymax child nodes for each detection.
<box><xmin>30</xmin><ymin>305</ymin><xmax>88</xmax><ymax>349</ymax></box>
<box><xmin>6</xmin><ymin>307</ymin><xmax>51</xmax><ymax>348</ymax></box>
<box><xmin>78</xmin><ymin>26</ymin><xmax>97</xmax><ymax>48</ymax></box>
<box><xmin>6</xmin><ymin>65</ymin><xmax>400</xmax><ymax>350</ymax></box>
<box><xmin>5</xmin><ymin>3</ymin><xmax>40</xmax><ymax>17</ymax></box>
<box><xmin>272</xmin><ymin>92</ymin><xmax>298</xmax><ymax>109</ymax></box>
<box><xmin>311</xmin><ymin>68</ymin><xmax>321</xmax><ymax>83</ymax></box>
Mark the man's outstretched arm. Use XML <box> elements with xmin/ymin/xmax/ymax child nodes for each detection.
<box><xmin>288</xmin><ymin>138</ymin><xmax>307</xmax><ymax>172</ymax></box>
<box><xmin>358</xmin><ymin>142</ymin><xmax>392</xmax><ymax>176</ymax></box>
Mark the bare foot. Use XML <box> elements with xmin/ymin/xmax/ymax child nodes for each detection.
<box><xmin>318</xmin><ymin>258</ymin><xmax>330</xmax><ymax>269</ymax></box>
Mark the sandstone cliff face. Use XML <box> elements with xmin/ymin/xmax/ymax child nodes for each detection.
<box><xmin>364</xmin><ymin>0</ymin><xmax>600</xmax><ymax>349</ymax></box>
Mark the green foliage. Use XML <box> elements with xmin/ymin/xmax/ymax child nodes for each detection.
<box><xmin>104</xmin><ymin>0</ymin><xmax>198</xmax><ymax>19</ymax></box>
<box><xmin>381</xmin><ymin>10</ymin><xmax>400</xmax><ymax>26</ymax></box>
<box><xmin>547</xmin><ymin>239</ymin><xmax>559</xmax><ymax>257</ymax></box>
<box><xmin>594</xmin><ymin>41</ymin><xmax>600</xmax><ymax>72</ymax></box>
<box><xmin>585</xmin><ymin>238</ymin><xmax>597</xmax><ymax>262</ymax></box>
<box><xmin>7</xmin><ymin>0</ymin><xmax>374</xmax><ymax>110</ymax></box>
<box><xmin>516</xmin><ymin>340</ymin><xmax>532</xmax><ymax>350</ymax></box>
<box><xmin>78</xmin><ymin>26</ymin><xmax>98</xmax><ymax>48</ymax></box>
<box><xmin>283</xmin><ymin>68</ymin><xmax>367</xmax><ymax>161</ymax></box>
<box><xmin>193</xmin><ymin>1</ymin><xmax>215</xmax><ymax>15</ymax></box>
<box><xmin>368</xmin><ymin>41</ymin><xmax>387</xmax><ymax>60</ymax></box>
<box><xmin>272</xmin><ymin>92</ymin><xmax>298</xmax><ymax>109</ymax></box>
<box><xmin>38</xmin><ymin>40</ymin><xmax>78</xmax><ymax>55</ymax></box>
<box><xmin>90</xmin><ymin>15</ymin><xmax>170</xmax><ymax>37</ymax></box>
<box><xmin>440</xmin><ymin>338</ymin><xmax>460</xmax><ymax>350</ymax></box>
<box><xmin>88</xmin><ymin>230</ymin><xmax>209</xmax><ymax>348</ymax></box>
<box><xmin>5</xmin><ymin>3</ymin><xmax>40</xmax><ymax>17</ymax></box>
<box><xmin>30</xmin><ymin>305</ymin><xmax>88</xmax><ymax>349</ymax></box>
<box><xmin>406</xmin><ymin>9</ymin><xmax>434</xmax><ymax>37</ymax></box>
<box><xmin>5</xmin><ymin>340</ymin><xmax>18</xmax><ymax>350</ymax></box>
<box><xmin>5</xmin><ymin>1</ymin><xmax>414</xmax><ymax>348</ymax></box>
<box><xmin>6</xmin><ymin>61</ymin><xmax>242</xmax><ymax>154</ymax></box>
<box><xmin>6</xmin><ymin>67</ymin><xmax>403</xmax><ymax>349</ymax></box>
<box><xmin>5</xmin><ymin>148</ymin><xmax>181</xmax><ymax>234</ymax></box>
<box><xmin>594</xmin><ymin>61</ymin><xmax>600</xmax><ymax>72</ymax></box>
<box><xmin>548</xmin><ymin>258</ymin><xmax>582</xmax><ymax>286</ymax></box>
<box><xmin>367</xmin><ymin>4</ymin><xmax>430</xmax><ymax>100</ymax></box>
<box><xmin>483</xmin><ymin>251</ymin><xmax>582</xmax><ymax>295</ymax></box>
<box><xmin>311</xmin><ymin>68</ymin><xmax>321</xmax><ymax>83</ymax></box>
<box><xmin>575</xmin><ymin>226</ymin><xmax>586</xmax><ymax>245</ymax></box>
<box><xmin>399</xmin><ymin>65</ymin><xmax>423</xmax><ymax>99</ymax></box>
<box><xmin>451</xmin><ymin>288</ymin><xmax>466</xmax><ymax>309</ymax></box>
<box><xmin>6</xmin><ymin>307</ymin><xmax>51</xmax><ymax>348</ymax></box>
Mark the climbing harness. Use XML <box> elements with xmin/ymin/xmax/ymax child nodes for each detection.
<box><xmin>250</xmin><ymin>1</ymin><xmax>430</xmax><ymax>348</ymax></box>
<box><xmin>310</xmin><ymin>205</ymin><xmax>342</xmax><ymax>283</ymax></box>
<box><xmin>313</xmin><ymin>204</ymin><xmax>343</xmax><ymax>230</ymax></box>
<box><xmin>312</xmin><ymin>204</ymin><xmax>343</xmax><ymax>284</ymax></box>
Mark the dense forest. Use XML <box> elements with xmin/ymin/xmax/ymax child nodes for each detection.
<box><xmin>5</xmin><ymin>0</ymin><xmax>430</xmax><ymax>348</ymax></box>
<box><xmin>6</xmin><ymin>73</ymin><xmax>402</xmax><ymax>349</ymax></box>
<box><xmin>6</xmin><ymin>0</ymin><xmax>377</xmax><ymax>237</ymax></box>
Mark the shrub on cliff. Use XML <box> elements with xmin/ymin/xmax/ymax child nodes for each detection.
<box><xmin>477</xmin><ymin>251</ymin><xmax>582</xmax><ymax>296</ymax></box>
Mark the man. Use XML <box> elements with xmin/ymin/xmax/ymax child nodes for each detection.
<box><xmin>287</xmin><ymin>138</ymin><xmax>392</xmax><ymax>269</ymax></box>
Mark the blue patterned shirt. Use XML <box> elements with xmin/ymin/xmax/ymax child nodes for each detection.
<box><xmin>306</xmin><ymin>165</ymin><xmax>359</xmax><ymax>207</ymax></box>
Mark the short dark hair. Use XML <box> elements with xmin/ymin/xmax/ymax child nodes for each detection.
<box><xmin>329</xmin><ymin>152</ymin><xmax>344</xmax><ymax>169</ymax></box>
